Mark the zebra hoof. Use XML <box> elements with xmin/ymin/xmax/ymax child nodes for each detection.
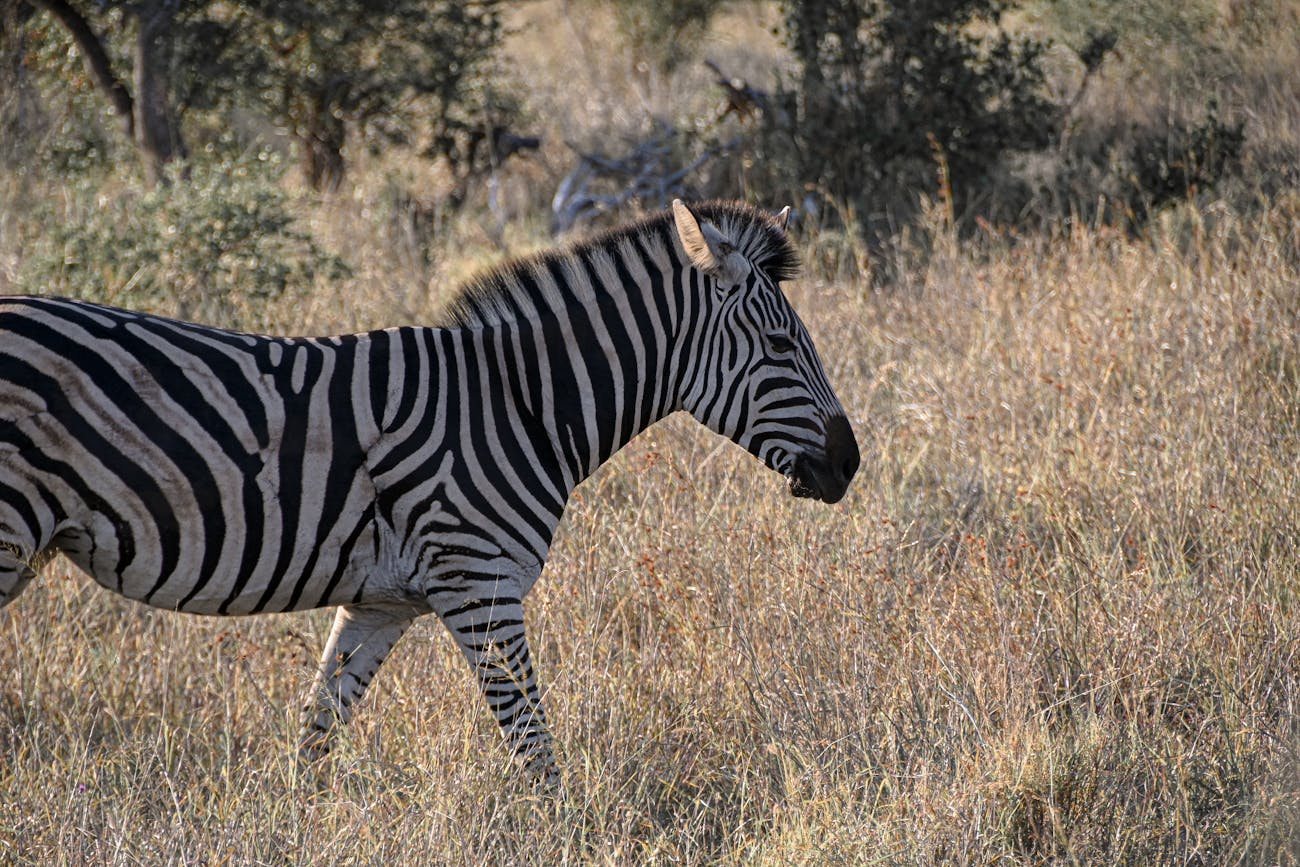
<box><xmin>518</xmin><ymin>750</ymin><xmax>563</xmax><ymax>796</ymax></box>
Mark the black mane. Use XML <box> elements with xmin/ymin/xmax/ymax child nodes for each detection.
<box><xmin>434</xmin><ymin>201</ymin><xmax>799</xmax><ymax>329</ymax></box>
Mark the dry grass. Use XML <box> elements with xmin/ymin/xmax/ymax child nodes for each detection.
<box><xmin>4</xmin><ymin>2</ymin><xmax>1300</xmax><ymax>863</ymax></box>
<box><xmin>2</xmin><ymin>194</ymin><xmax>1298</xmax><ymax>864</ymax></box>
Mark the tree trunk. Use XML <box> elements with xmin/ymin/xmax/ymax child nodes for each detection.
<box><xmin>27</xmin><ymin>0</ymin><xmax>134</xmax><ymax>139</ymax></box>
<box><xmin>132</xmin><ymin>0</ymin><xmax>186</xmax><ymax>184</ymax></box>
<box><xmin>28</xmin><ymin>0</ymin><xmax>186</xmax><ymax>184</ymax></box>
<box><xmin>299</xmin><ymin>101</ymin><xmax>346</xmax><ymax>192</ymax></box>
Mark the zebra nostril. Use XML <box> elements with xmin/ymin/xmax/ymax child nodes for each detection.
<box><xmin>824</xmin><ymin>414</ymin><xmax>860</xmax><ymax>485</ymax></box>
<box><xmin>840</xmin><ymin>456</ymin><xmax>857</xmax><ymax>481</ymax></box>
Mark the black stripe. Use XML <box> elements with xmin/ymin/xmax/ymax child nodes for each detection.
<box><xmin>28</xmin><ymin>307</ymin><xmax>253</xmax><ymax>605</ymax></box>
<box><xmin>0</xmin><ymin>479</ymin><xmax>40</xmax><ymax>547</ymax></box>
<box><xmin>315</xmin><ymin>500</ymin><xmax>374</xmax><ymax>608</ymax></box>
<box><xmin>580</xmin><ymin>253</ymin><xmax>643</xmax><ymax>452</ymax></box>
<box><xmin>612</xmin><ymin>239</ymin><xmax>667</xmax><ymax>432</ymax></box>
<box><xmin>0</xmin><ymin>336</ymin><xmax>179</xmax><ymax>588</ymax></box>
<box><xmin>253</xmin><ymin>342</ymin><xmax>323</xmax><ymax>611</ymax></box>
<box><xmin>546</xmin><ymin>257</ymin><xmax>616</xmax><ymax>465</ymax></box>
<box><xmin>456</xmin><ymin>329</ymin><xmax>544</xmax><ymax>555</ymax></box>
<box><xmin>515</xmin><ymin>270</ymin><xmax>586</xmax><ymax>474</ymax></box>
<box><xmin>367</xmin><ymin>329</ymin><xmax>390</xmax><ymax>431</ymax></box>
<box><xmin>442</xmin><ymin>595</ymin><xmax>523</xmax><ymax>617</ymax></box>
<box><xmin>285</xmin><ymin>341</ymin><xmax>354</xmax><ymax>611</ymax></box>
<box><xmin>370</xmin><ymin>329</ymin><xmax>442</xmax><ymax>482</ymax></box>
<box><xmin>498</xmin><ymin>321</ymin><xmax>567</xmax><ymax>502</ymax></box>
<box><xmin>125</xmin><ymin>314</ymin><xmax>271</xmax><ymax>450</ymax></box>
<box><xmin>479</xmin><ymin>325</ymin><xmax>564</xmax><ymax>528</ymax></box>
<box><xmin>383</xmin><ymin>327</ymin><xmax>423</xmax><ymax>434</ymax></box>
<box><xmin>0</xmin><ymin>422</ymin><xmax>137</xmax><ymax>580</ymax></box>
<box><xmin>212</xmin><ymin>459</ymin><xmax>268</xmax><ymax>614</ymax></box>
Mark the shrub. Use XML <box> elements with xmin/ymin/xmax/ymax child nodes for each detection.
<box><xmin>17</xmin><ymin>153</ymin><xmax>347</xmax><ymax>327</ymax></box>
<box><xmin>1125</xmin><ymin>102</ymin><xmax>1247</xmax><ymax>224</ymax></box>
<box><xmin>764</xmin><ymin>0</ymin><xmax>1059</xmax><ymax>236</ymax></box>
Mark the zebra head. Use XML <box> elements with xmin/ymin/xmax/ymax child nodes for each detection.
<box><xmin>672</xmin><ymin>200</ymin><xmax>859</xmax><ymax>504</ymax></box>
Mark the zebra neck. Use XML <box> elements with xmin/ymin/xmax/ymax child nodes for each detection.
<box><xmin>512</xmin><ymin>285</ymin><xmax>685</xmax><ymax>494</ymax></box>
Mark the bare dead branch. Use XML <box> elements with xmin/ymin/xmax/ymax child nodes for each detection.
<box><xmin>26</xmin><ymin>0</ymin><xmax>134</xmax><ymax>137</ymax></box>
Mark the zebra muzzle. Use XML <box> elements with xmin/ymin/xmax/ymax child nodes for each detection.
<box><xmin>787</xmin><ymin>415</ymin><xmax>860</xmax><ymax>504</ymax></box>
<box><xmin>787</xmin><ymin>473</ymin><xmax>817</xmax><ymax>499</ymax></box>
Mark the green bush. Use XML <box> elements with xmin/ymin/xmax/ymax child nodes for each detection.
<box><xmin>764</xmin><ymin>0</ymin><xmax>1059</xmax><ymax>235</ymax></box>
<box><xmin>605</xmin><ymin>0</ymin><xmax>728</xmax><ymax>72</ymax></box>
<box><xmin>17</xmin><ymin>153</ymin><xmax>347</xmax><ymax>327</ymax></box>
<box><xmin>1125</xmin><ymin>103</ymin><xmax>1247</xmax><ymax>224</ymax></box>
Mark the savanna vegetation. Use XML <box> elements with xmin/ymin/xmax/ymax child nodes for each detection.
<box><xmin>1</xmin><ymin>0</ymin><xmax>1298</xmax><ymax>863</ymax></box>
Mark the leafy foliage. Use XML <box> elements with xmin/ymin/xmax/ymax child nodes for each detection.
<box><xmin>765</xmin><ymin>0</ymin><xmax>1059</xmax><ymax>231</ymax></box>
<box><xmin>214</xmin><ymin>0</ymin><xmax>510</xmax><ymax>190</ymax></box>
<box><xmin>605</xmin><ymin>0</ymin><xmax>728</xmax><ymax>72</ymax></box>
<box><xmin>17</xmin><ymin>153</ymin><xmax>348</xmax><ymax>325</ymax></box>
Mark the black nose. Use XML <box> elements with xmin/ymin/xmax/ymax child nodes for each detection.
<box><xmin>824</xmin><ymin>414</ymin><xmax>859</xmax><ymax>498</ymax></box>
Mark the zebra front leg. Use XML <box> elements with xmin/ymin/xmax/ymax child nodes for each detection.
<box><xmin>300</xmin><ymin>604</ymin><xmax>415</xmax><ymax>769</ymax></box>
<box><xmin>433</xmin><ymin>589</ymin><xmax>560</xmax><ymax>789</ymax></box>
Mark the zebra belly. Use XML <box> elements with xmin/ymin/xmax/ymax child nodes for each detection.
<box><xmin>4</xmin><ymin>410</ymin><xmax>386</xmax><ymax>615</ymax></box>
<box><xmin>45</xmin><ymin>472</ymin><xmax>385</xmax><ymax>615</ymax></box>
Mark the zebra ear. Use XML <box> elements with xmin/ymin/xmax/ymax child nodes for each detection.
<box><xmin>672</xmin><ymin>199</ymin><xmax>751</xmax><ymax>286</ymax></box>
<box><xmin>672</xmin><ymin>199</ymin><xmax>720</xmax><ymax>274</ymax></box>
<box><xmin>775</xmin><ymin>206</ymin><xmax>791</xmax><ymax>233</ymax></box>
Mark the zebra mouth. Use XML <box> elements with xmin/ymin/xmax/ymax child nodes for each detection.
<box><xmin>786</xmin><ymin>469</ymin><xmax>818</xmax><ymax>500</ymax></box>
<box><xmin>785</xmin><ymin>454</ymin><xmax>830</xmax><ymax>501</ymax></box>
<box><xmin>772</xmin><ymin>417</ymin><xmax>860</xmax><ymax>505</ymax></box>
<box><xmin>786</xmin><ymin>444</ymin><xmax>857</xmax><ymax>504</ymax></box>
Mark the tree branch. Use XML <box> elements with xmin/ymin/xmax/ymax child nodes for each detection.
<box><xmin>26</xmin><ymin>0</ymin><xmax>134</xmax><ymax>137</ymax></box>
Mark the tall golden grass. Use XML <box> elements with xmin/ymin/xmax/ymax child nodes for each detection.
<box><xmin>1</xmin><ymin>194</ymin><xmax>1297</xmax><ymax>864</ymax></box>
<box><xmin>3</xmin><ymin>1</ymin><xmax>1300</xmax><ymax>862</ymax></box>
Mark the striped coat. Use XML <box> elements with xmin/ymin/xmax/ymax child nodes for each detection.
<box><xmin>0</xmin><ymin>200</ymin><xmax>858</xmax><ymax>786</ymax></box>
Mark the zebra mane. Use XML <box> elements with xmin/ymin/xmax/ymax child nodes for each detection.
<box><xmin>435</xmin><ymin>201</ymin><xmax>800</xmax><ymax>329</ymax></box>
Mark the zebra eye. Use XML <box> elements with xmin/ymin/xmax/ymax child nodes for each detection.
<box><xmin>766</xmin><ymin>331</ymin><xmax>797</xmax><ymax>356</ymax></box>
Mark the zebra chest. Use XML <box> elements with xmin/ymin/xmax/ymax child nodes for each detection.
<box><xmin>363</xmin><ymin>446</ymin><xmax>553</xmax><ymax>603</ymax></box>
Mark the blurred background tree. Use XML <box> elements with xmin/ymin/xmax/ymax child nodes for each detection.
<box><xmin>218</xmin><ymin>0</ymin><xmax>509</xmax><ymax>192</ymax></box>
<box><xmin>8</xmin><ymin>0</ymin><xmax>195</xmax><ymax>182</ymax></box>
<box><xmin>1</xmin><ymin>0</ymin><xmax>1291</xmax><ymax>313</ymax></box>
<box><xmin>605</xmin><ymin>0</ymin><xmax>728</xmax><ymax>73</ymax></box>
<box><xmin>763</xmin><ymin>0</ymin><xmax>1061</xmax><ymax>234</ymax></box>
<box><xmin>3</xmin><ymin>0</ymin><xmax>509</xmax><ymax>190</ymax></box>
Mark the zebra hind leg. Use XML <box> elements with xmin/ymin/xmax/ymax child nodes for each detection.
<box><xmin>299</xmin><ymin>604</ymin><xmax>415</xmax><ymax>780</ymax></box>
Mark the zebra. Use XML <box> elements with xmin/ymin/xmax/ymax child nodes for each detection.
<box><xmin>0</xmin><ymin>199</ymin><xmax>858</xmax><ymax>787</ymax></box>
